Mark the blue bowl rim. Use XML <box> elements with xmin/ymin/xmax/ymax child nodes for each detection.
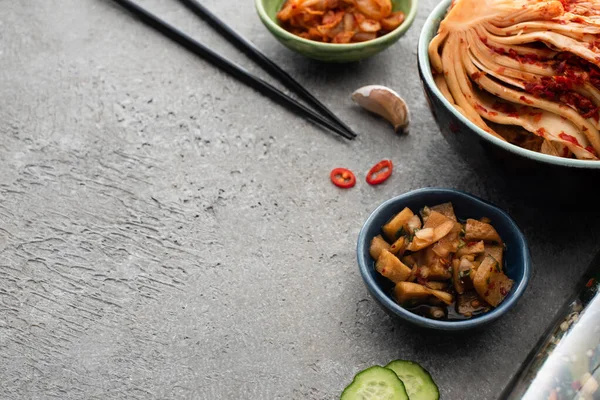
<box><xmin>255</xmin><ymin>0</ymin><xmax>419</xmax><ymax>50</ymax></box>
<box><xmin>356</xmin><ymin>188</ymin><xmax>532</xmax><ymax>331</ymax></box>
<box><xmin>417</xmin><ymin>0</ymin><xmax>600</xmax><ymax>170</ymax></box>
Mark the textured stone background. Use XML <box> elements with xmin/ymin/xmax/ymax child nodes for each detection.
<box><xmin>1</xmin><ymin>0</ymin><xmax>599</xmax><ymax>399</ymax></box>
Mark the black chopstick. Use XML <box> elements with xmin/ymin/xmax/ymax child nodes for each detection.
<box><xmin>178</xmin><ymin>0</ymin><xmax>357</xmax><ymax>139</ymax></box>
<box><xmin>109</xmin><ymin>0</ymin><xmax>354</xmax><ymax>140</ymax></box>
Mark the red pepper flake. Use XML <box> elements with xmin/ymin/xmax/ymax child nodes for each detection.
<box><xmin>562</xmin><ymin>147</ymin><xmax>570</xmax><ymax>157</ymax></box>
<box><xmin>471</xmin><ymin>71</ymin><xmax>483</xmax><ymax>81</ymax></box>
<box><xmin>489</xmin><ymin>111</ymin><xmax>498</xmax><ymax>117</ymax></box>
<box><xmin>525</xmin><ymin>77</ymin><xmax>573</xmax><ymax>98</ymax></box>
<box><xmin>559</xmin><ymin>132</ymin><xmax>581</xmax><ymax>146</ymax></box>
<box><xmin>488</xmin><ymin>282</ymin><xmax>496</xmax><ymax>290</ymax></box>
<box><xmin>475</xmin><ymin>104</ymin><xmax>489</xmax><ymax>113</ymax></box>
<box><xmin>519</xmin><ymin>95</ymin><xmax>534</xmax><ymax>105</ymax></box>
<box><xmin>484</xmin><ymin>291</ymin><xmax>490</xmax><ymax>297</ymax></box>
<box><xmin>587</xmin><ymin>278</ymin><xmax>597</xmax><ymax>288</ymax></box>
<box><xmin>525</xmin><ymin>72</ymin><xmax>600</xmax><ymax>119</ymax></box>
<box><xmin>491</xmin><ymin>102</ymin><xmax>521</xmax><ymax>119</ymax></box>
<box><xmin>585</xmin><ymin>146</ymin><xmax>598</xmax><ymax>156</ymax></box>
<box><xmin>492</xmin><ymin>46</ymin><xmax>506</xmax><ymax>56</ymax></box>
<box><xmin>382</xmin><ymin>268</ymin><xmax>387</xmax><ymax>274</ymax></box>
<box><xmin>467</xmin><ymin>241</ymin><xmax>478</xmax><ymax>247</ymax></box>
<box><xmin>528</xmin><ymin>112</ymin><xmax>543</xmax><ymax>123</ymax></box>
<box><xmin>536</xmin><ymin>128</ymin><xmax>547</xmax><ymax>137</ymax></box>
<box><xmin>486</xmin><ymin>44</ymin><xmax>540</xmax><ymax>64</ymax></box>
<box><xmin>492</xmin><ymin>101</ymin><xmax>517</xmax><ymax>114</ymax></box>
<box><xmin>581</xmin><ymin>106</ymin><xmax>600</xmax><ymax>121</ymax></box>
<box><xmin>500</xmin><ymin>287</ymin><xmax>508</xmax><ymax>296</ymax></box>
<box><xmin>524</xmin><ymin>79</ymin><xmax>563</xmax><ymax>100</ymax></box>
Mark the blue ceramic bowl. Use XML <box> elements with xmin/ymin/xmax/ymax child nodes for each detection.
<box><xmin>417</xmin><ymin>0</ymin><xmax>600</xmax><ymax>204</ymax></box>
<box><xmin>357</xmin><ymin>188</ymin><xmax>532</xmax><ymax>331</ymax></box>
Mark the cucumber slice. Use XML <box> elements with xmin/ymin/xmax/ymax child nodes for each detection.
<box><xmin>384</xmin><ymin>360</ymin><xmax>440</xmax><ymax>400</ymax></box>
<box><xmin>341</xmin><ymin>365</ymin><xmax>409</xmax><ymax>400</ymax></box>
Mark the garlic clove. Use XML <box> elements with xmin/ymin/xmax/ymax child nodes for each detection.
<box><xmin>351</xmin><ymin>85</ymin><xmax>410</xmax><ymax>134</ymax></box>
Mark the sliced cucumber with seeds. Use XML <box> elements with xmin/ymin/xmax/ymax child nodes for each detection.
<box><xmin>384</xmin><ymin>360</ymin><xmax>439</xmax><ymax>400</ymax></box>
<box><xmin>341</xmin><ymin>366</ymin><xmax>409</xmax><ymax>400</ymax></box>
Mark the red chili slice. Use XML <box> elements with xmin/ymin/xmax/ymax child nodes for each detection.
<box><xmin>586</xmin><ymin>278</ymin><xmax>596</xmax><ymax>288</ymax></box>
<box><xmin>330</xmin><ymin>168</ymin><xmax>356</xmax><ymax>189</ymax></box>
<box><xmin>366</xmin><ymin>160</ymin><xmax>393</xmax><ymax>185</ymax></box>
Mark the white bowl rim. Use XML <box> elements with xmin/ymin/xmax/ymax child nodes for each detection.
<box><xmin>418</xmin><ymin>0</ymin><xmax>600</xmax><ymax>170</ymax></box>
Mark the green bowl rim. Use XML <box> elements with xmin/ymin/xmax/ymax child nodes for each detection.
<box><xmin>418</xmin><ymin>0</ymin><xmax>600</xmax><ymax>169</ymax></box>
<box><xmin>255</xmin><ymin>0</ymin><xmax>419</xmax><ymax>51</ymax></box>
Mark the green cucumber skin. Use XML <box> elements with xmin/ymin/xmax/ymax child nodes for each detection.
<box><xmin>385</xmin><ymin>360</ymin><xmax>440</xmax><ymax>400</ymax></box>
<box><xmin>341</xmin><ymin>365</ymin><xmax>409</xmax><ymax>400</ymax></box>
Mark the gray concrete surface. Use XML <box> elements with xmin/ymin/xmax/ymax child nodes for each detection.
<box><xmin>1</xmin><ymin>0</ymin><xmax>599</xmax><ymax>399</ymax></box>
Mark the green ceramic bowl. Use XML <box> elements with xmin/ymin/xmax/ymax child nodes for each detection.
<box><xmin>255</xmin><ymin>0</ymin><xmax>418</xmax><ymax>62</ymax></box>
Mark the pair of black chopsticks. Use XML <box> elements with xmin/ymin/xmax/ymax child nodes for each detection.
<box><xmin>109</xmin><ymin>0</ymin><xmax>357</xmax><ymax>140</ymax></box>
